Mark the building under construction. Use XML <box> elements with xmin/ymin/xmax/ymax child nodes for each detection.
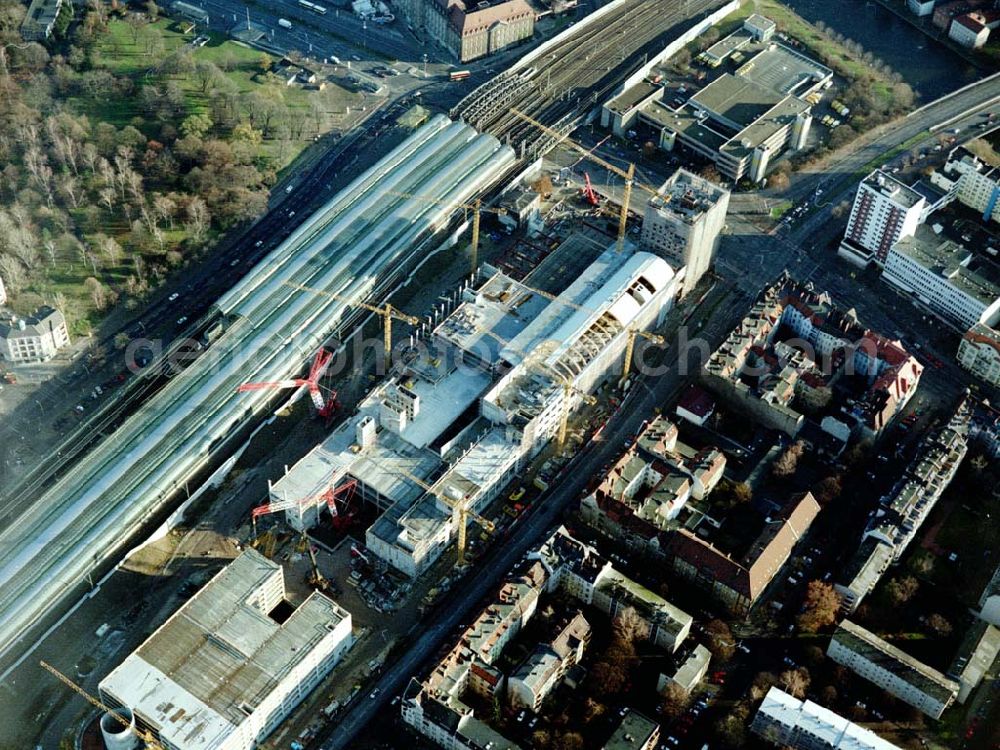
<box><xmin>268</xmin><ymin>244</ymin><xmax>681</xmax><ymax>577</ymax></box>
<box><xmin>98</xmin><ymin>549</ymin><xmax>353</xmax><ymax>750</ymax></box>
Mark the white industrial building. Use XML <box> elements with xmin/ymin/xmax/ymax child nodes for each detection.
<box><xmin>883</xmin><ymin>229</ymin><xmax>1000</xmax><ymax>330</ymax></box>
<box><xmin>839</xmin><ymin>170</ymin><xmax>926</xmax><ymax>267</ymax></box>
<box><xmin>751</xmin><ymin>686</ymin><xmax>903</xmax><ymax>750</ymax></box>
<box><xmin>640</xmin><ymin>169</ymin><xmax>730</xmax><ymax>296</ymax></box>
<box><xmin>98</xmin><ymin>550</ymin><xmax>353</xmax><ymax>750</ymax></box>
<box><xmin>269</xmin><ymin>247</ymin><xmax>680</xmax><ymax>577</ymax></box>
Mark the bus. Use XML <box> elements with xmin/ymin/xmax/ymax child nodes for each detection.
<box><xmin>298</xmin><ymin>0</ymin><xmax>328</xmax><ymax>14</ymax></box>
<box><xmin>449</xmin><ymin>70</ymin><xmax>471</xmax><ymax>82</ymax></box>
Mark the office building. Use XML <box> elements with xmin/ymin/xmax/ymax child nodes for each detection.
<box><xmin>957</xmin><ymin>323</ymin><xmax>1000</xmax><ymax>386</ymax></box>
<box><xmin>827</xmin><ymin>620</ymin><xmax>960</xmax><ymax>720</ymax></box>
<box><xmin>640</xmin><ymin>169</ymin><xmax>731</xmax><ymax>296</ymax></box>
<box><xmin>99</xmin><ymin>550</ymin><xmax>354</xmax><ymax>750</ymax></box>
<box><xmin>839</xmin><ymin>170</ymin><xmax>926</xmax><ymax>267</ymax></box>
<box><xmin>0</xmin><ymin>306</ymin><xmax>71</xmax><ymax>363</ymax></box>
<box><xmin>883</xmin><ymin>229</ymin><xmax>1000</xmax><ymax>330</ymax></box>
<box><xmin>423</xmin><ymin>0</ymin><xmax>534</xmax><ymax>62</ymax></box>
<box><xmin>751</xmin><ymin>686</ymin><xmax>903</xmax><ymax>750</ymax></box>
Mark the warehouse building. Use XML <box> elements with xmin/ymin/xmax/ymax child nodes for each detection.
<box><xmin>99</xmin><ymin>550</ymin><xmax>354</xmax><ymax>750</ymax></box>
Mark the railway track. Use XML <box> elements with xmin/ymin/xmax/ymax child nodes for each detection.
<box><xmin>454</xmin><ymin>0</ymin><xmax>720</xmax><ymax>154</ymax></box>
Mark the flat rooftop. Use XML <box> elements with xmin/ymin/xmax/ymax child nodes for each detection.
<box><xmin>435</xmin><ymin>270</ymin><xmax>551</xmax><ymax>366</ymax></box>
<box><xmin>607</xmin><ymin>79</ymin><xmax>662</xmax><ymax>114</ymax></box>
<box><xmin>893</xmin><ymin>228</ymin><xmax>1000</xmax><ymax>306</ymax></box>
<box><xmin>863</xmin><ymin>170</ymin><xmax>925</xmax><ymax>209</ymax></box>
<box><xmin>738</xmin><ymin>42</ymin><xmax>832</xmax><ymax>97</ymax></box>
<box><xmin>648</xmin><ymin>168</ymin><xmax>729</xmax><ymax>220</ymax></box>
<box><xmin>604</xmin><ymin>709</ymin><xmax>659</xmax><ymax>750</ymax></box>
<box><xmin>645</xmin><ymin>102</ymin><xmax>729</xmax><ymax>151</ymax></box>
<box><xmin>722</xmin><ymin>93</ymin><xmax>809</xmax><ymax>159</ymax></box>
<box><xmin>100</xmin><ymin>551</ymin><xmax>350</xmax><ymax>750</ymax></box>
<box><xmin>690</xmin><ymin>74</ymin><xmax>783</xmax><ymax>128</ymax></box>
<box><xmin>704</xmin><ymin>28</ymin><xmax>753</xmax><ymax>62</ymax></box>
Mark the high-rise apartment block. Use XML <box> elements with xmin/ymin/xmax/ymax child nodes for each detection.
<box><xmin>839</xmin><ymin>169</ymin><xmax>926</xmax><ymax>267</ymax></box>
<box><xmin>640</xmin><ymin>169</ymin><xmax>730</xmax><ymax>296</ymax></box>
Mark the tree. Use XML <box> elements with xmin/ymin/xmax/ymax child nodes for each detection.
<box><xmin>884</xmin><ymin>575</ymin><xmax>919</xmax><ymax>606</ymax></box>
<box><xmin>703</xmin><ymin>619</ymin><xmax>735</xmax><ymax>663</ymax></box>
<box><xmin>714</xmin><ymin>712</ymin><xmax>747</xmax><ymax>750</ymax></box>
<box><xmin>768</xmin><ymin>170</ymin><xmax>790</xmax><ymax>191</ymax></box>
<box><xmin>180</xmin><ymin>113</ymin><xmax>213</xmax><ymax>139</ymax></box>
<box><xmin>659</xmin><ymin>682</ymin><xmax>689</xmax><ymax>721</ymax></box>
<box><xmin>532</xmin><ymin>174</ymin><xmax>554</xmax><ymax>197</ymax></box>
<box><xmin>796</xmin><ymin>581</ymin><xmax>842</xmax><ymax>633</ymax></box>
<box><xmin>84</xmin><ymin>276</ymin><xmax>107</xmax><ymax>310</ymax></box>
<box><xmin>820</xmin><ymin>685</ymin><xmax>838</xmax><ymax>705</ymax></box>
<box><xmin>185</xmin><ymin>198</ymin><xmax>210</xmax><ymax>243</ymax></box>
<box><xmin>552</xmin><ymin>732</ymin><xmax>584</xmax><ymax>750</ymax></box>
<box><xmin>772</xmin><ymin>440</ymin><xmax>806</xmax><ymax>478</ymax></box>
<box><xmin>814</xmin><ymin>475</ymin><xmax>843</xmax><ymax>505</ymax></box>
<box><xmin>804</xmin><ymin>645</ymin><xmax>826</xmax><ymax>667</ymax></box>
<box><xmin>798</xmin><ymin>385</ymin><xmax>833</xmax><ymax>415</ymax></box>
<box><xmin>113</xmin><ymin>332</ymin><xmax>131</xmax><ymax>350</ymax></box>
<box><xmin>926</xmin><ymin>613</ymin><xmax>952</xmax><ymax>637</ymax></box>
<box><xmin>258</xmin><ymin>53</ymin><xmax>274</xmax><ymax>74</ymax></box>
<box><xmin>780</xmin><ymin>667</ymin><xmax>811</xmax><ymax>699</ymax></box>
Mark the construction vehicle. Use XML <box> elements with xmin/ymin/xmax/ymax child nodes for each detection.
<box><xmin>512</xmin><ymin>109</ymin><xmax>667</xmax><ymax>255</ymax></box>
<box><xmin>366</xmin><ymin>459</ymin><xmax>495</xmax><ymax>566</ymax></box>
<box><xmin>581</xmin><ymin>172</ymin><xmax>601</xmax><ymax>206</ymax></box>
<box><xmin>41</xmin><ymin>660</ymin><xmax>164</xmax><ymax>749</ymax></box>
<box><xmin>284</xmin><ymin>282</ymin><xmax>420</xmax><ymax>362</ymax></box>
<box><xmin>237</xmin><ymin>347</ymin><xmax>339</xmax><ymax>420</ymax></box>
<box><xmin>384</xmin><ymin>190</ymin><xmax>507</xmax><ymax>274</ymax></box>
<box><xmin>622</xmin><ymin>328</ymin><xmax>666</xmax><ymax>383</ymax></box>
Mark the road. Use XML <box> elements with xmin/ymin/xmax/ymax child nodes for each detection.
<box><xmin>315</xmin><ymin>69</ymin><xmax>1000</xmax><ymax>750</ymax></box>
<box><xmin>318</xmin><ymin>276</ymin><xmax>748</xmax><ymax>750</ymax></box>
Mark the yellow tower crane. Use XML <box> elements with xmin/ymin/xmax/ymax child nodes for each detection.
<box><xmin>622</xmin><ymin>328</ymin><xmax>666</xmax><ymax>383</ymax></box>
<box><xmin>368</xmin><ymin>459</ymin><xmax>495</xmax><ymax>566</ymax></box>
<box><xmin>40</xmin><ymin>661</ymin><xmax>164</xmax><ymax>749</ymax></box>
<box><xmin>510</xmin><ymin>109</ymin><xmax>667</xmax><ymax>254</ymax></box>
<box><xmin>284</xmin><ymin>282</ymin><xmax>421</xmax><ymax>361</ymax></box>
<box><xmin>384</xmin><ymin>190</ymin><xmax>508</xmax><ymax>274</ymax></box>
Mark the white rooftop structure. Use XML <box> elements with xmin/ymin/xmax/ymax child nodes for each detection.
<box><xmin>99</xmin><ymin>550</ymin><xmax>353</xmax><ymax>750</ymax></box>
<box><xmin>752</xmin><ymin>686</ymin><xmax>902</xmax><ymax>750</ymax></box>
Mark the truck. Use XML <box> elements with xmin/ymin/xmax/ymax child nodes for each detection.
<box><xmin>278</xmin><ymin>17</ymin><xmax>293</xmax><ymax>28</ymax></box>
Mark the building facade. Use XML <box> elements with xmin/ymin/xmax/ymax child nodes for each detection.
<box><xmin>839</xmin><ymin>170</ymin><xmax>926</xmax><ymax>267</ymax></box>
<box><xmin>424</xmin><ymin>0</ymin><xmax>534</xmax><ymax>63</ymax></box>
<box><xmin>0</xmin><ymin>307</ymin><xmax>71</xmax><ymax>363</ymax></box>
<box><xmin>827</xmin><ymin>621</ymin><xmax>959</xmax><ymax>720</ymax></box>
<box><xmin>640</xmin><ymin>169</ymin><xmax>731</xmax><ymax>296</ymax></box>
<box><xmin>957</xmin><ymin>324</ymin><xmax>1000</xmax><ymax>386</ymax></box>
<box><xmin>883</xmin><ymin>231</ymin><xmax>1000</xmax><ymax>330</ymax></box>
<box><xmin>751</xmin><ymin>686</ymin><xmax>903</xmax><ymax>750</ymax></box>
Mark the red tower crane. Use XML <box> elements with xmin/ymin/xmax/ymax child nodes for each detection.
<box><xmin>251</xmin><ymin>477</ymin><xmax>358</xmax><ymax>534</ymax></box>
<box><xmin>237</xmin><ymin>348</ymin><xmax>339</xmax><ymax>419</ymax></box>
<box><xmin>581</xmin><ymin>172</ymin><xmax>601</xmax><ymax>206</ymax></box>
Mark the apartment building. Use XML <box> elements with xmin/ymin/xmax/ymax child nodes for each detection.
<box><xmin>948</xmin><ymin>621</ymin><xmax>1000</xmax><ymax>703</ymax></box>
<box><xmin>957</xmin><ymin>323</ymin><xmax>1000</xmax><ymax>386</ymax></box>
<box><xmin>508</xmin><ymin>612</ymin><xmax>590</xmax><ymax>711</ymax></box>
<box><xmin>603</xmin><ymin>710</ymin><xmax>660</xmax><ymax>750</ymax></box>
<box><xmin>827</xmin><ymin>621</ymin><xmax>960</xmax><ymax>719</ymax></box>
<box><xmin>837</xmin><ymin>397</ymin><xmax>971</xmax><ymax>611</ymax></box>
<box><xmin>667</xmin><ymin>492</ymin><xmax>820</xmax><ymax>616</ymax></box>
<box><xmin>931</xmin><ymin>150</ymin><xmax>1000</xmax><ymax>224</ymax></box>
<box><xmin>751</xmin><ymin>686</ymin><xmax>903</xmax><ymax>750</ymax></box>
<box><xmin>640</xmin><ymin>169</ymin><xmax>731</xmax><ymax>296</ymax></box>
<box><xmin>839</xmin><ymin>170</ymin><xmax>926</xmax><ymax>267</ymax></box>
<box><xmin>883</xmin><ymin>230</ymin><xmax>1000</xmax><ymax>330</ymax></box>
<box><xmin>0</xmin><ymin>307</ymin><xmax>71</xmax><ymax>363</ymax></box>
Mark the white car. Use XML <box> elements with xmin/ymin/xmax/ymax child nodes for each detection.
<box><xmin>168</xmin><ymin>292</ymin><xmax>179</xmax><ymax>302</ymax></box>
<box><xmin>176</xmin><ymin>316</ymin><xmax>188</xmax><ymax>326</ymax></box>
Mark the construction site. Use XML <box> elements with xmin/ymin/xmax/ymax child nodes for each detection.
<box><xmin>0</xmin><ymin>0</ymin><xmax>747</xmax><ymax>747</ymax></box>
